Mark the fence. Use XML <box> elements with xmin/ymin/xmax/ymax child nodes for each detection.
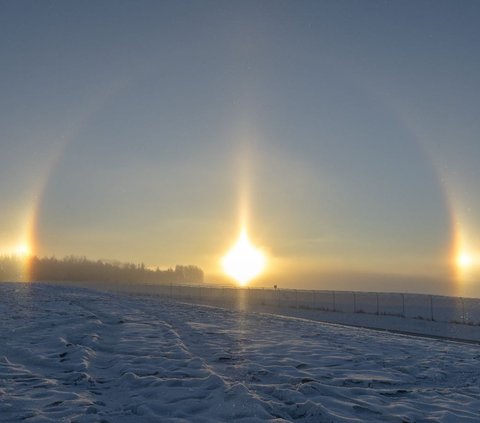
<box><xmin>105</xmin><ymin>282</ymin><xmax>480</xmax><ymax>327</ymax></box>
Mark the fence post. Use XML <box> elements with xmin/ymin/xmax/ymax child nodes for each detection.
<box><xmin>430</xmin><ymin>295</ymin><xmax>434</xmax><ymax>321</ymax></box>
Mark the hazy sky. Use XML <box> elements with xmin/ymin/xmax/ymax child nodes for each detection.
<box><xmin>1</xmin><ymin>1</ymin><xmax>480</xmax><ymax>296</ymax></box>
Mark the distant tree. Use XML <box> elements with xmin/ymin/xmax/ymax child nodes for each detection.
<box><xmin>174</xmin><ymin>265</ymin><xmax>204</xmax><ymax>284</ymax></box>
<box><xmin>0</xmin><ymin>255</ymin><xmax>204</xmax><ymax>285</ymax></box>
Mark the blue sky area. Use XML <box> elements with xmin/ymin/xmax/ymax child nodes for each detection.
<box><xmin>1</xmin><ymin>1</ymin><xmax>479</xmax><ymax>295</ymax></box>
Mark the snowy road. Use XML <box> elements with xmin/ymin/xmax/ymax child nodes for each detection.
<box><xmin>1</xmin><ymin>282</ymin><xmax>479</xmax><ymax>422</ymax></box>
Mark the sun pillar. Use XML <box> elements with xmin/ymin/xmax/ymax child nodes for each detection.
<box><xmin>221</xmin><ymin>143</ymin><xmax>267</xmax><ymax>286</ymax></box>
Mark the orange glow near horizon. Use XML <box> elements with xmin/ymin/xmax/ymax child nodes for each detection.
<box><xmin>457</xmin><ymin>251</ymin><xmax>474</xmax><ymax>269</ymax></box>
<box><xmin>451</xmin><ymin>219</ymin><xmax>480</xmax><ymax>297</ymax></box>
<box><xmin>0</xmin><ymin>205</ymin><xmax>37</xmax><ymax>281</ymax></box>
<box><xmin>0</xmin><ymin>240</ymin><xmax>32</xmax><ymax>258</ymax></box>
<box><xmin>15</xmin><ymin>244</ymin><xmax>30</xmax><ymax>257</ymax></box>
<box><xmin>222</xmin><ymin>228</ymin><xmax>266</xmax><ymax>286</ymax></box>
<box><xmin>0</xmin><ymin>240</ymin><xmax>32</xmax><ymax>282</ymax></box>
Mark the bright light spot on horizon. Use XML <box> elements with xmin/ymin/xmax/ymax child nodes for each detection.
<box><xmin>222</xmin><ymin>229</ymin><xmax>266</xmax><ymax>286</ymax></box>
<box><xmin>0</xmin><ymin>243</ymin><xmax>31</xmax><ymax>258</ymax></box>
<box><xmin>457</xmin><ymin>252</ymin><xmax>474</xmax><ymax>268</ymax></box>
<box><xmin>15</xmin><ymin>244</ymin><xmax>30</xmax><ymax>257</ymax></box>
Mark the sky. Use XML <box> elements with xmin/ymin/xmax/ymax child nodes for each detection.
<box><xmin>1</xmin><ymin>0</ymin><xmax>480</xmax><ymax>296</ymax></box>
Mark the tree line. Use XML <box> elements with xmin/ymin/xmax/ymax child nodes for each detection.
<box><xmin>0</xmin><ymin>255</ymin><xmax>204</xmax><ymax>285</ymax></box>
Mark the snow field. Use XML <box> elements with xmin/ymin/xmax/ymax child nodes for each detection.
<box><xmin>1</xmin><ymin>282</ymin><xmax>479</xmax><ymax>422</ymax></box>
<box><xmin>84</xmin><ymin>282</ymin><xmax>480</xmax><ymax>343</ymax></box>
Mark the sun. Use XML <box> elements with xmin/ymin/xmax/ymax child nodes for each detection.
<box><xmin>222</xmin><ymin>229</ymin><xmax>266</xmax><ymax>286</ymax></box>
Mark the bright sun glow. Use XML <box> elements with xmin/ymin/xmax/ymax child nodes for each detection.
<box><xmin>222</xmin><ymin>229</ymin><xmax>266</xmax><ymax>286</ymax></box>
<box><xmin>15</xmin><ymin>244</ymin><xmax>30</xmax><ymax>257</ymax></box>
<box><xmin>457</xmin><ymin>252</ymin><xmax>473</xmax><ymax>268</ymax></box>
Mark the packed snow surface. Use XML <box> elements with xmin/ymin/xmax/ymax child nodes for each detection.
<box><xmin>1</xmin><ymin>283</ymin><xmax>479</xmax><ymax>422</ymax></box>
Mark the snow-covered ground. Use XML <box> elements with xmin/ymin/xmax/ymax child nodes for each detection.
<box><xmin>1</xmin><ymin>282</ymin><xmax>479</xmax><ymax>422</ymax></box>
<box><xmin>72</xmin><ymin>281</ymin><xmax>480</xmax><ymax>344</ymax></box>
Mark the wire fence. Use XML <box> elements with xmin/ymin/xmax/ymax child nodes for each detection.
<box><xmin>106</xmin><ymin>282</ymin><xmax>480</xmax><ymax>326</ymax></box>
